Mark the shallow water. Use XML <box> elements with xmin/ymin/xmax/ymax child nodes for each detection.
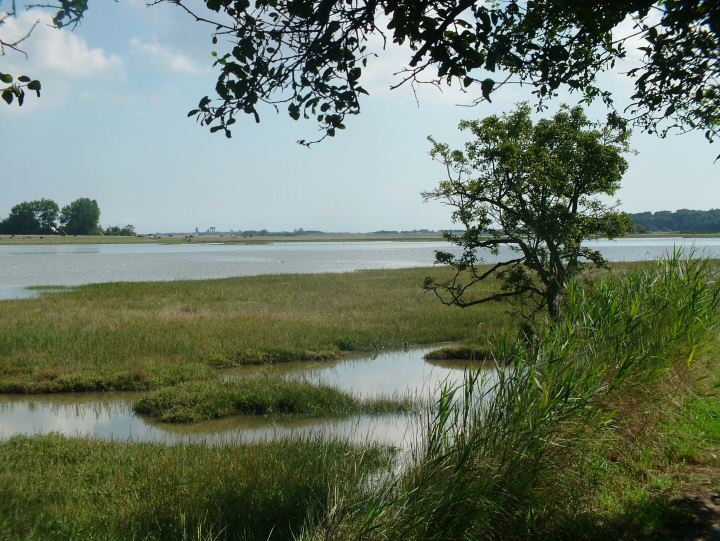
<box><xmin>1</xmin><ymin>238</ymin><xmax>718</xmax><ymax>299</ymax></box>
<box><xmin>0</xmin><ymin>346</ymin><xmax>486</xmax><ymax>448</ymax></box>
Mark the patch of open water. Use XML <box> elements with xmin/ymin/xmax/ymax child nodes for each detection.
<box><xmin>1</xmin><ymin>238</ymin><xmax>719</xmax><ymax>299</ymax></box>
<box><xmin>0</xmin><ymin>346</ymin><xmax>493</xmax><ymax>449</ymax></box>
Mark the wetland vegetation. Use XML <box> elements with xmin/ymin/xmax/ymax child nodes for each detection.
<box><xmin>0</xmin><ymin>267</ymin><xmax>503</xmax><ymax>393</ymax></box>
<box><xmin>302</xmin><ymin>255</ymin><xmax>720</xmax><ymax>540</ymax></box>
<box><xmin>1</xmin><ymin>258</ymin><xmax>719</xmax><ymax>539</ymax></box>
<box><xmin>133</xmin><ymin>378</ymin><xmax>415</xmax><ymax>423</ymax></box>
<box><xmin>0</xmin><ymin>435</ymin><xmax>387</xmax><ymax>541</ymax></box>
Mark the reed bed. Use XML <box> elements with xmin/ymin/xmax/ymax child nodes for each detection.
<box><xmin>303</xmin><ymin>254</ymin><xmax>720</xmax><ymax>540</ymax></box>
<box><xmin>0</xmin><ymin>434</ymin><xmax>388</xmax><ymax>541</ymax></box>
<box><xmin>134</xmin><ymin>378</ymin><xmax>416</xmax><ymax>423</ymax></box>
<box><xmin>0</xmin><ymin>267</ymin><xmax>504</xmax><ymax>393</ymax></box>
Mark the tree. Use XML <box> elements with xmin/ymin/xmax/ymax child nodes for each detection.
<box><xmin>0</xmin><ymin>198</ymin><xmax>59</xmax><ymax>234</ymax></box>
<box><xmin>422</xmin><ymin>103</ymin><xmax>633</xmax><ymax>319</ymax></box>
<box><xmin>104</xmin><ymin>224</ymin><xmax>136</xmax><ymax>236</ymax></box>
<box><xmin>5</xmin><ymin>2</ymin><xmax>718</xmax><ymax>148</ymax></box>
<box><xmin>33</xmin><ymin>198</ymin><xmax>60</xmax><ymax>233</ymax></box>
<box><xmin>60</xmin><ymin>198</ymin><xmax>100</xmax><ymax>235</ymax></box>
<box><xmin>158</xmin><ymin>0</ymin><xmax>719</xmax><ymax>148</ymax></box>
<box><xmin>1</xmin><ymin>0</ymin><xmax>86</xmax><ymax>106</ymax></box>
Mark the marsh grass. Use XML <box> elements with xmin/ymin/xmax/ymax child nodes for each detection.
<box><xmin>0</xmin><ymin>268</ymin><xmax>504</xmax><ymax>393</ymax></box>
<box><xmin>0</xmin><ymin>434</ymin><xmax>389</xmax><ymax>541</ymax></box>
<box><xmin>134</xmin><ymin>378</ymin><xmax>416</xmax><ymax>423</ymax></box>
<box><xmin>423</xmin><ymin>344</ymin><xmax>493</xmax><ymax>361</ymax></box>
<box><xmin>302</xmin><ymin>254</ymin><xmax>720</xmax><ymax>540</ymax></box>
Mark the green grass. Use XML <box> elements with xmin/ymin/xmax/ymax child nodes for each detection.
<box><xmin>423</xmin><ymin>344</ymin><xmax>492</xmax><ymax>361</ymax></box>
<box><xmin>300</xmin><ymin>255</ymin><xmax>720</xmax><ymax>540</ymax></box>
<box><xmin>0</xmin><ymin>434</ymin><xmax>388</xmax><ymax>541</ymax></box>
<box><xmin>0</xmin><ymin>267</ymin><xmax>505</xmax><ymax>393</ymax></box>
<box><xmin>134</xmin><ymin>378</ymin><xmax>416</xmax><ymax>423</ymax></box>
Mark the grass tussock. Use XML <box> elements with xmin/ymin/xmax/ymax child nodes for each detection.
<box><xmin>302</xmin><ymin>253</ymin><xmax>720</xmax><ymax>540</ymax></box>
<box><xmin>134</xmin><ymin>378</ymin><xmax>416</xmax><ymax>423</ymax></box>
<box><xmin>0</xmin><ymin>267</ymin><xmax>505</xmax><ymax>393</ymax></box>
<box><xmin>423</xmin><ymin>344</ymin><xmax>492</xmax><ymax>361</ymax></box>
<box><xmin>0</xmin><ymin>434</ymin><xmax>388</xmax><ymax>541</ymax></box>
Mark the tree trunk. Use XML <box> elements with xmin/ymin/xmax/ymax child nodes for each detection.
<box><xmin>547</xmin><ymin>285</ymin><xmax>562</xmax><ymax>320</ymax></box>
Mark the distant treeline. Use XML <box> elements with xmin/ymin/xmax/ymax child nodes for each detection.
<box><xmin>0</xmin><ymin>198</ymin><xmax>133</xmax><ymax>236</ymax></box>
<box><xmin>628</xmin><ymin>209</ymin><xmax>720</xmax><ymax>233</ymax></box>
<box><xmin>196</xmin><ymin>228</ymin><xmax>443</xmax><ymax>237</ymax></box>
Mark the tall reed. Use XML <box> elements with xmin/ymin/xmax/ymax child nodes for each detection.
<box><xmin>305</xmin><ymin>253</ymin><xmax>720</xmax><ymax>540</ymax></box>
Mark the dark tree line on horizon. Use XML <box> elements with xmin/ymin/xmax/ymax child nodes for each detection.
<box><xmin>628</xmin><ymin>209</ymin><xmax>720</xmax><ymax>233</ymax></box>
<box><xmin>0</xmin><ymin>198</ymin><xmax>117</xmax><ymax>236</ymax></box>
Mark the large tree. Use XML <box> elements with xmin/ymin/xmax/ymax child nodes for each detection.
<box><xmin>60</xmin><ymin>197</ymin><xmax>100</xmax><ymax>235</ymax></box>
<box><xmin>0</xmin><ymin>198</ymin><xmax>59</xmax><ymax>234</ymax></box>
<box><xmin>161</xmin><ymin>0</ymin><xmax>719</xmax><ymax>148</ymax></box>
<box><xmin>1</xmin><ymin>0</ymin><xmax>87</xmax><ymax>105</ymax></box>
<box><xmin>3</xmin><ymin>1</ymin><xmax>718</xmax><ymax>151</ymax></box>
<box><xmin>423</xmin><ymin>103</ymin><xmax>633</xmax><ymax>318</ymax></box>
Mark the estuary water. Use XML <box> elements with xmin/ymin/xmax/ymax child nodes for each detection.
<box><xmin>0</xmin><ymin>346</ymin><xmax>485</xmax><ymax>448</ymax></box>
<box><xmin>1</xmin><ymin>237</ymin><xmax>719</xmax><ymax>300</ymax></box>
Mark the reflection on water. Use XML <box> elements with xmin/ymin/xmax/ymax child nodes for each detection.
<box><xmin>0</xmin><ymin>346</ymin><xmax>486</xmax><ymax>448</ymax></box>
<box><xmin>1</xmin><ymin>238</ymin><xmax>719</xmax><ymax>300</ymax></box>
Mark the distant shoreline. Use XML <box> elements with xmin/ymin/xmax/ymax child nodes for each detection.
<box><xmin>0</xmin><ymin>231</ymin><xmax>719</xmax><ymax>245</ymax></box>
<box><xmin>0</xmin><ymin>233</ymin><xmax>446</xmax><ymax>245</ymax></box>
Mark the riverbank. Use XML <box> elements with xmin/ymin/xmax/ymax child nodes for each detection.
<box><xmin>0</xmin><ymin>232</ymin><xmax>444</xmax><ymax>245</ymax></box>
<box><xmin>0</xmin><ymin>267</ymin><xmax>502</xmax><ymax>393</ymax></box>
<box><xmin>300</xmin><ymin>256</ymin><xmax>720</xmax><ymax>540</ymax></box>
<box><xmin>0</xmin><ymin>258</ymin><xmax>719</xmax><ymax>539</ymax></box>
<box><xmin>2</xmin><ymin>232</ymin><xmax>719</xmax><ymax>245</ymax></box>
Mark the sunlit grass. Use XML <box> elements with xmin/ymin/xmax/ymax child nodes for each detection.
<box><xmin>301</xmin><ymin>255</ymin><xmax>720</xmax><ymax>540</ymax></box>
<box><xmin>0</xmin><ymin>267</ymin><xmax>506</xmax><ymax>393</ymax></box>
<box><xmin>134</xmin><ymin>378</ymin><xmax>416</xmax><ymax>423</ymax></box>
<box><xmin>0</xmin><ymin>434</ymin><xmax>388</xmax><ymax>541</ymax></box>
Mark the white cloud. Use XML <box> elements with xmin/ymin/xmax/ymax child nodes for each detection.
<box><xmin>130</xmin><ymin>37</ymin><xmax>206</xmax><ymax>75</ymax></box>
<box><xmin>0</xmin><ymin>10</ymin><xmax>122</xmax><ymax>78</ymax></box>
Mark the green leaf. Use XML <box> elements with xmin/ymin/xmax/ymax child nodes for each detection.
<box><xmin>18</xmin><ymin>75</ymin><xmax>31</xmax><ymax>83</ymax></box>
<box><xmin>0</xmin><ymin>73</ymin><xmax>13</xmax><ymax>84</ymax></box>
<box><xmin>2</xmin><ymin>90</ymin><xmax>14</xmax><ymax>105</ymax></box>
<box><xmin>481</xmin><ymin>78</ymin><xmax>495</xmax><ymax>102</ymax></box>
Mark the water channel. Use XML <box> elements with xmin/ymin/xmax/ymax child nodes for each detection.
<box><xmin>1</xmin><ymin>237</ymin><xmax>718</xmax><ymax>447</ymax></box>
<box><xmin>2</xmin><ymin>237</ymin><xmax>719</xmax><ymax>300</ymax></box>
<box><xmin>0</xmin><ymin>346</ymin><xmax>487</xmax><ymax>448</ymax></box>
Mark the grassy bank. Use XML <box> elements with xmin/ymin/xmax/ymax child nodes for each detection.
<box><xmin>0</xmin><ymin>435</ymin><xmax>387</xmax><ymax>541</ymax></box>
<box><xmin>0</xmin><ymin>267</ymin><xmax>500</xmax><ymax>393</ymax></box>
<box><xmin>0</xmin><ymin>233</ymin><xmax>444</xmax><ymax>245</ymax></box>
<box><xmin>302</xmin><ymin>255</ymin><xmax>720</xmax><ymax>540</ymax></box>
<box><xmin>134</xmin><ymin>378</ymin><xmax>415</xmax><ymax>422</ymax></box>
<box><xmin>423</xmin><ymin>344</ymin><xmax>492</xmax><ymax>361</ymax></box>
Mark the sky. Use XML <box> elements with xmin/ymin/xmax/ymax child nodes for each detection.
<box><xmin>0</xmin><ymin>1</ymin><xmax>718</xmax><ymax>233</ymax></box>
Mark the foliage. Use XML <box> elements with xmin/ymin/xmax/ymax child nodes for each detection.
<box><xmin>103</xmin><ymin>224</ymin><xmax>136</xmax><ymax>236</ymax></box>
<box><xmin>159</xmin><ymin>0</ymin><xmax>720</xmax><ymax>147</ymax></box>
<box><xmin>630</xmin><ymin>208</ymin><xmax>720</xmax><ymax>233</ymax></box>
<box><xmin>0</xmin><ymin>198</ymin><xmax>59</xmax><ymax>234</ymax></box>
<box><xmin>59</xmin><ymin>197</ymin><xmax>100</xmax><ymax>235</ymax></box>
<box><xmin>134</xmin><ymin>377</ymin><xmax>414</xmax><ymax>422</ymax></box>
<box><xmin>423</xmin><ymin>103</ymin><xmax>633</xmax><ymax>318</ymax></box>
<box><xmin>0</xmin><ymin>0</ymin><xmax>88</xmax><ymax>106</ymax></box>
<box><xmin>303</xmin><ymin>254</ymin><xmax>720</xmax><ymax>540</ymax></box>
<box><xmin>0</xmin><ymin>434</ymin><xmax>387</xmax><ymax>541</ymax></box>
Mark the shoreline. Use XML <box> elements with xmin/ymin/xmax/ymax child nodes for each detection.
<box><xmin>2</xmin><ymin>231</ymin><xmax>720</xmax><ymax>245</ymax></box>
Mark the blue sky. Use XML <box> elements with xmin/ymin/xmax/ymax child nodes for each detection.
<box><xmin>1</xmin><ymin>1</ymin><xmax>718</xmax><ymax>233</ymax></box>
